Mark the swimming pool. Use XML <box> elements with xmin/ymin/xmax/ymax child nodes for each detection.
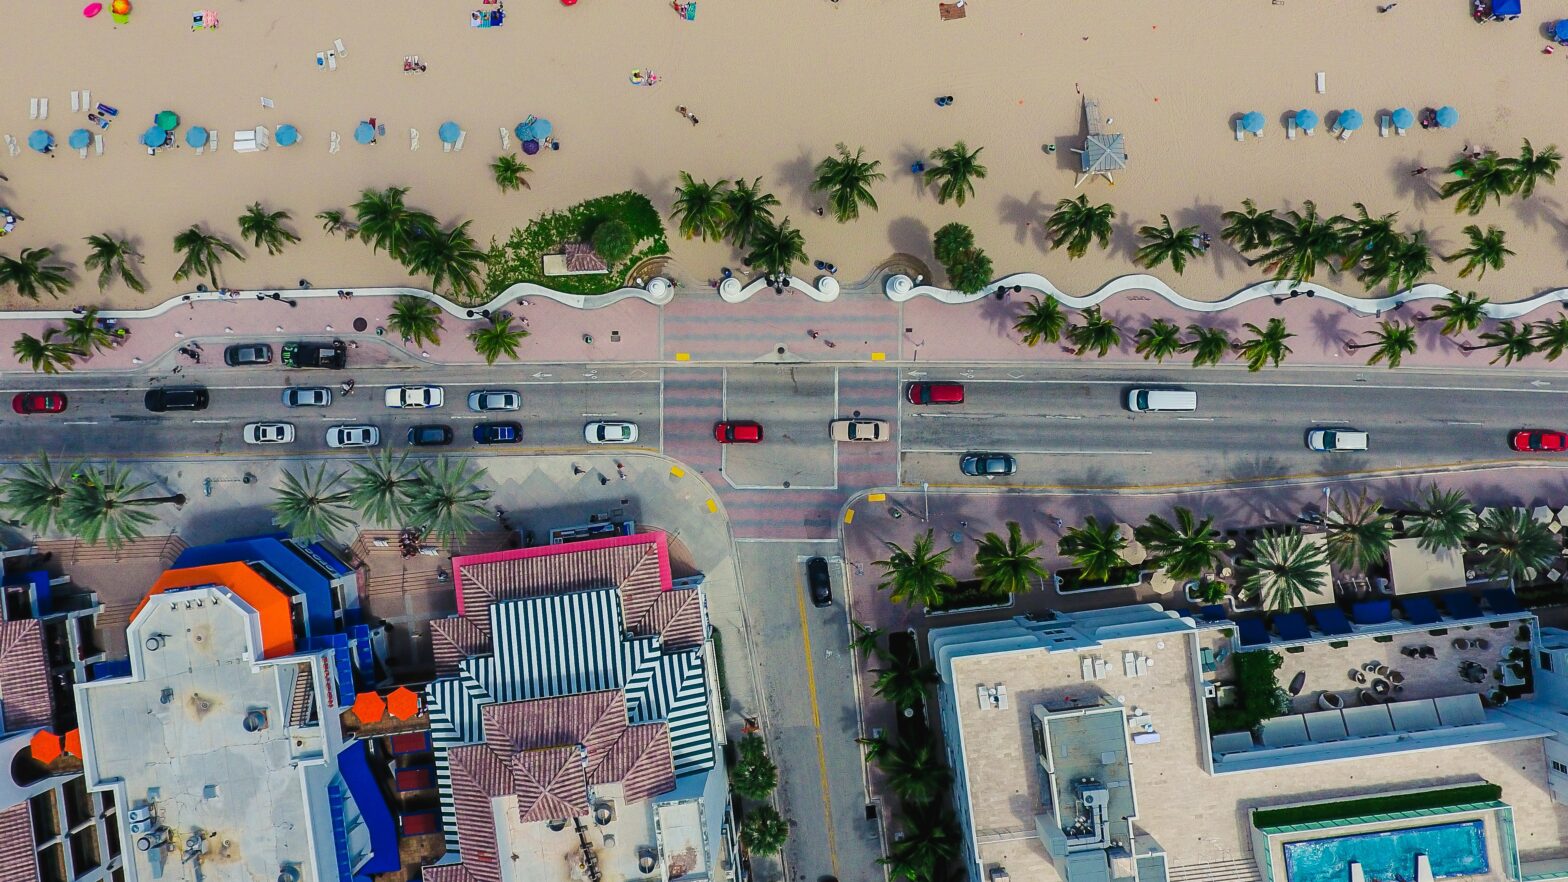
<box><xmin>1282</xmin><ymin>820</ymin><xmax>1489</xmax><ymax>882</ymax></box>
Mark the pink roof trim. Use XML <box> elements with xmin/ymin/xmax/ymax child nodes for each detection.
<box><xmin>453</xmin><ymin>531</ymin><xmax>670</xmax><ymax>616</ymax></box>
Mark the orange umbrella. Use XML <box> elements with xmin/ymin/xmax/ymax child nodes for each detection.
<box><xmin>29</xmin><ymin>730</ymin><xmax>61</xmax><ymax>764</ymax></box>
<box><xmin>63</xmin><ymin>729</ymin><xmax>81</xmax><ymax>758</ymax></box>
<box><xmin>352</xmin><ymin>691</ymin><xmax>386</xmax><ymax>724</ymax></box>
<box><xmin>386</xmin><ymin>686</ymin><xmax>420</xmax><ymax>720</ymax></box>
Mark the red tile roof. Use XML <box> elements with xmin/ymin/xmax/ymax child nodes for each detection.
<box><xmin>0</xmin><ymin>803</ymin><xmax>38</xmax><ymax>882</ymax></box>
<box><xmin>0</xmin><ymin>620</ymin><xmax>52</xmax><ymax>733</ymax></box>
<box><xmin>562</xmin><ymin>242</ymin><xmax>608</xmax><ymax>273</ymax></box>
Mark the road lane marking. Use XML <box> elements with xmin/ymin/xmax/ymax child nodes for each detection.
<box><xmin>1175</xmin><ymin>417</ymin><xmax>1215</xmax><ymax>422</ymax></box>
<box><xmin>902</xmin><ymin>448</ymin><xmax>1153</xmax><ymax>456</ymax></box>
<box><xmin>793</xmin><ymin>567</ymin><xmax>840</xmax><ymax>880</ymax></box>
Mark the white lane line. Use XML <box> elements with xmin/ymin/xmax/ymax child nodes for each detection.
<box><xmin>1176</xmin><ymin>417</ymin><xmax>1216</xmax><ymax>422</ymax></box>
<box><xmin>62</xmin><ymin>420</ymin><xmax>98</xmax><ymax>426</ymax></box>
<box><xmin>191</xmin><ymin>419</ymin><xmax>233</xmax><ymax>425</ymax></box>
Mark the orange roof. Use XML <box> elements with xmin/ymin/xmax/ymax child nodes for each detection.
<box><xmin>353</xmin><ymin>691</ymin><xmax>386</xmax><ymax>724</ymax></box>
<box><xmin>62</xmin><ymin>729</ymin><xmax>81</xmax><ymax>758</ymax></box>
<box><xmin>133</xmin><ymin>562</ymin><xmax>296</xmax><ymax>659</ymax></box>
<box><xmin>387</xmin><ymin>686</ymin><xmax>421</xmax><ymax>720</ymax></box>
<box><xmin>29</xmin><ymin>730</ymin><xmax>60</xmax><ymax>764</ymax></box>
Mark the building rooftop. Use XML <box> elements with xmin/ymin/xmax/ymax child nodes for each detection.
<box><xmin>0</xmin><ymin>619</ymin><xmax>53</xmax><ymax>732</ymax></box>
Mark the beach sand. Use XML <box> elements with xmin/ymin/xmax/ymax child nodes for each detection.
<box><xmin>1</xmin><ymin>0</ymin><xmax>1565</xmax><ymax>311</ymax></box>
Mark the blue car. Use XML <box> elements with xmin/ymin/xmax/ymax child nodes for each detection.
<box><xmin>473</xmin><ymin>422</ymin><xmax>522</xmax><ymax>444</ymax></box>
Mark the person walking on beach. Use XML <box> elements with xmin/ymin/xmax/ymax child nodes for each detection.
<box><xmin>676</xmin><ymin>105</ymin><xmax>690</xmax><ymax>119</ymax></box>
<box><xmin>1377</xmin><ymin>2</ymin><xmax>1397</xmax><ymax>11</ymax></box>
<box><xmin>1410</xmin><ymin>165</ymin><xmax>1428</xmax><ymax>176</ymax></box>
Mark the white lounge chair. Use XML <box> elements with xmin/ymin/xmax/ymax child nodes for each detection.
<box><xmin>499</xmin><ymin>127</ymin><xmax>510</xmax><ymax>151</ymax></box>
<box><xmin>1316</xmin><ymin>71</ymin><xmax>1327</xmax><ymax>93</ymax></box>
<box><xmin>28</xmin><ymin>98</ymin><xmax>38</xmax><ymax>121</ymax></box>
<box><xmin>327</xmin><ymin>51</ymin><xmax>337</xmax><ymax>71</ymax></box>
<box><xmin>317</xmin><ymin>51</ymin><xmax>326</xmax><ymax>70</ymax></box>
<box><xmin>409</xmin><ymin>128</ymin><xmax>419</xmax><ymax>151</ymax></box>
<box><xmin>334</xmin><ymin>38</ymin><xmax>347</xmax><ymax>56</ymax></box>
<box><xmin>208</xmin><ymin>129</ymin><xmax>218</xmax><ymax>152</ymax></box>
<box><xmin>1234</xmin><ymin>119</ymin><xmax>1245</xmax><ymax>141</ymax></box>
<box><xmin>1349</xmin><ymin>861</ymin><xmax>1365</xmax><ymax>882</ymax></box>
<box><xmin>1287</xmin><ymin>119</ymin><xmax>1297</xmax><ymax>140</ymax></box>
<box><xmin>93</xmin><ymin>133</ymin><xmax>103</xmax><ymax>156</ymax></box>
<box><xmin>443</xmin><ymin>139</ymin><xmax>452</xmax><ymax>154</ymax></box>
<box><xmin>4</xmin><ymin>135</ymin><xmax>18</xmax><ymax>157</ymax></box>
<box><xmin>1416</xmin><ymin>854</ymin><xmax>1434</xmax><ymax>882</ymax></box>
<box><xmin>329</xmin><ymin>131</ymin><xmax>341</xmax><ymax>154</ymax></box>
<box><xmin>1379</xmin><ymin>115</ymin><xmax>1390</xmax><ymax>137</ymax></box>
<box><xmin>454</xmin><ymin>130</ymin><xmax>466</xmax><ymax>151</ymax></box>
<box><xmin>70</xmin><ymin>91</ymin><xmax>80</xmax><ymax>113</ymax></box>
<box><xmin>38</xmin><ymin>98</ymin><xmax>47</xmax><ymax>120</ymax></box>
<box><xmin>82</xmin><ymin>90</ymin><xmax>90</xmax><ymax>111</ymax></box>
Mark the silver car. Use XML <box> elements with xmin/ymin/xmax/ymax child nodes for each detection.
<box><xmin>326</xmin><ymin>425</ymin><xmax>380</xmax><ymax>448</ymax></box>
<box><xmin>243</xmin><ymin>422</ymin><xmax>296</xmax><ymax>445</ymax></box>
<box><xmin>468</xmin><ymin>389</ymin><xmax>521</xmax><ymax>412</ymax></box>
<box><xmin>385</xmin><ymin>385</ymin><xmax>445</xmax><ymax>409</ymax></box>
<box><xmin>584</xmin><ymin>421</ymin><xmax>639</xmax><ymax>444</ymax></box>
<box><xmin>282</xmin><ymin>386</ymin><xmax>333</xmax><ymax>407</ymax></box>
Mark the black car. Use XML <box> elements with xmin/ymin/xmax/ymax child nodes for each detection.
<box><xmin>144</xmin><ymin>386</ymin><xmax>210</xmax><ymax>412</ymax></box>
<box><xmin>223</xmin><ymin>343</ymin><xmax>273</xmax><ymax>366</ymax></box>
<box><xmin>473</xmin><ymin>421</ymin><xmax>522</xmax><ymax>444</ymax></box>
<box><xmin>281</xmin><ymin>340</ymin><xmax>347</xmax><ymax>369</ymax></box>
<box><xmin>806</xmin><ymin>557</ymin><xmax>832</xmax><ymax>607</ymax></box>
<box><xmin>407</xmin><ymin>425</ymin><xmax>454</xmax><ymax>447</ymax></box>
<box><xmin>960</xmin><ymin>452</ymin><xmax>1017</xmax><ymax>478</ymax></box>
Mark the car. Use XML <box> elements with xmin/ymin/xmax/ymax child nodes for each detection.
<box><xmin>905</xmin><ymin>382</ymin><xmax>965</xmax><ymax>405</ymax></box>
<box><xmin>144</xmin><ymin>386</ymin><xmax>210</xmax><ymax>412</ymax></box>
<box><xmin>960</xmin><ymin>452</ymin><xmax>1017</xmax><ymax>477</ymax></box>
<box><xmin>281</xmin><ymin>340</ymin><xmax>347</xmax><ymax>370</ymax></box>
<box><xmin>467</xmin><ymin>390</ymin><xmax>521</xmax><ymax>412</ymax></box>
<box><xmin>243</xmin><ymin>422</ymin><xmax>296</xmax><ymax>445</ymax></box>
<box><xmin>407</xmin><ymin>425</ymin><xmax>454</xmax><ymax>447</ymax></box>
<box><xmin>282</xmin><ymin>386</ymin><xmax>333</xmax><ymax>408</ymax></box>
<box><xmin>223</xmin><ymin>343</ymin><xmax>273</xmax><ymax>366</ymax></box>
<box><xmin>714</xmin><ymin>420</ymin><xmax>763</xmax><ymax>443</ymax></box>
<box><xmin>806</xmin><ymin>557</ymin><xmax>832</xmax><ymax>607</ymax></box>
<box><xmin>384</xmin><ymin>385</ymin><xmax>445</xmax><ymax>409</ymax></box>
<box><xmin>1306</xmin><ymin>428</ymin><xmax>1370</xmax><ymax>452</ymax></box>
<box><xmin>829</xmin><ymin>418</ymin><xmax>889</xmax><ymax>443</ymax></box>
<box><xmin>11</xmin><ymin>392</ymin><xmax>66</xmax><ymax>414</ymax></box>
<box><xmin>474</xmin><ymin>421</ymin><xmax>522</xmax><ymax>444</ymax></box>
<box><xmin>326</xmin><ymin>425</ymin><xmax>380</xmax><ymax>448</ymax></box>
<box><xmin>585</xmin><ymin>421</ymin><xmax>639</xmax><ymax>444</ymax></box>
<box><xmin>1511</xmin><ymin>429</ymin><xmax>1568</xmax><ymax>452</ymax></box>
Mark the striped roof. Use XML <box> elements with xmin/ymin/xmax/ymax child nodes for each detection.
<box><xmin>0</xmin><ymin>620</ymin><xmax>52</xmax><ymax>733</ymax></box>
<box><xmin>0</xmin><ymin>803</ymin><xmax>38</xmax><ymax>882</ymax></box>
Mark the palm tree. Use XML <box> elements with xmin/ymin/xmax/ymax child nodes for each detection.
<box><xmin>1403</xmin><ymin>485</ymin><xmax>1476</xmax><ymax>554</ymax></box>
<box><xmin>721</xmin><ymin>177</ymin><xmax>779</xmax><ymax>250</ymax></box>
<box><xmin>1344</xmin><ymin>320</ymin><xmax>1417</xmax><ymax>368</ymax></box>
<box><xmin>0</xmin><ymin>247</ymin><xmax>73</xmax><ymax>301</ymax></box>
<box><xmin>82</xmin><ymin>234</ymin><xmax>146</xmax><ymax>293</ymax></box>
<box><xmin>745</xmin><ymin>218</ymin><xmax>806</xmax><ymax>277</ymax></box>
<box><xmin>61</xmin><ymin>463</ymin><xmax>184</xmax><ymax>550</ymax></box>
<box><xmin>1134</xmin><ymin>319</ymin><xmax>1183</xmax><ymax>363</ymax></box>
<box><xmin>171</xmin><ymin>224</ymin><xmax>243</xmax><ymax>288</ymax></box>
<box><xmin>1422</xmin><ymin>290</ymin><xmax>1490</xmax><ymax>338</ymax></box>
<box><xmin>1505</xmin><ymin>138</ymin><xmax>1562</xmax><ymax>199</ymax></box>
<box><xmin>1135</xmin><ymin>215</ymin><xmax>1204</xmax><ymax>274</ymax></box>
<box><xmin>1013</xmin><ymin>296</ymin><xmax>1068</xmax><ymax>347</ymax></box>
<box><xmin>1044</xmin><ymin>194</ymin><xmax>1115</xmax><ymax>259</ymax></box>
<box><xmin>1058</xmin><ymin>516</ymin><xmax>1128</xmax><ymax>584</ymax></box>
<box><xmin>0</xmin><ymin>454</ymin><xmax>73</xmax><ymax>533</ymax></box>
<box><xmin>1065</xmin><ymin>307</ymin><xmax>1121</xmax><ymax>357</ymax></box>
<box><xmin>812</xmin><ymin>143</ymin><xmax>884</xmax><ymax>222</ymax></box>
<box><xmin>270</xmin><ymin>464</ymin><xmax>354</xmax><ymax>541</ymax></box>
<box><xmin>1339</xmin><ymin>203</ymin><xmax>1401</xmax><ymax>275</ymax></box>
<box><xmin>12</xmin><ymin>329</ymin><xmax>79</xmax><ymax>374</ymax></box>
<box><xmin>741</xmin><ymin>806</ymin><xmax>789</xmax><ymax>857</ymax></box>
<box><xmin>1257</xmin><ymin>201</ymin><xmax>1346</xmax><ymax>283</ymax></box>
<box><xmin>1183</xmin><ymin>324</ymin><xmax>1231</xmax><ymax>367</ymax></box>
<box><xmin>347</xmin><ymin>449</ymin><xmax>419</xmax><ymax>526</ymax></box>
<box><xmin>468</xmin><ymin>314</ymin><xmax>527</xmax><ymax>365</ymax></box>
<box><xmin>671</xmin><ymin>172</ymin><xmax>732</xmax><ymax>241</ymax></box>
<box><xmin>407</xmin><ymin>220</ymin><xmax>486</xmax><ymax>300</ymax></box>
<box><xmin>1220</xmin><ymin>199</ymin><xmax>1284</xmax><ymax>260</ymax></box>
<box><xmin>1324</xmin><ymin>493</ymin><xmax>1395</xmax><ymax>572</ymax></box>
<box><xmin>1461</xmin><ymin>320</ymin><xmax>1536</xmax><ymax>365</ymax></box>
<box><xmin>236</xmin><ymin>202</ymin><xmax>300</xmax><ymax>256</ymax></box>
<box><xmin>1445</xmin><ymin>225</ymin><xmax>1513</xmax><ymax>279</ymax></box>
<box><xmin>316</xmin><ymin>208</ymin><xmax>359</xmax><ymax>240</ymax></box>
<box><xmin>1534</xmin><ymin>317</ymin><xmax>1568</xmax><ymax>361</ymax></box>
<box><xmin>387</xmin><ymin>295</ymin><xmax>444</xmax><ymax>347</ymax></box>
<box><xmin>923</xmin><ymin>141</ymin><xmax>987</xmax><ymax>206</ymax></box>
<box><xmin>872</xmin><ymin>656</ymin><xmax>938</xmax><ymax>709</ymax></box>
<box><xmin>974</xmin><ymin>521</ymin><xmax>1047</xmax><ymax>595</ymax></box>
<box><xmin>62</xmin><ymin>307</ymin><xmax>116</xmax><ymax>357</ymax></box>
<box><xmin>1243</xmin><ymin>530</ymin><xmax>1328</xmax><ymax>613</ymax></box>
<box><xmin>1362</xmin><ymin>230</ymin><xmax>1432</xmax><ymax>294</ymax></box>
<box><xmin>1440</xmin><ymin>151</ymin><xmax>1518</xmax><ymax>216</ymax></box>
<box><xmin>1135</xmin><ymin>507</ymin><xmax>1230</xmax><ymax>581</ymax></box>
<box><xmin>874</xmin><ymin>530</ymin><xmax>956</xmax><ymax>608</ymax></box>
<box><xmin>857</xmin><ymin>734</ymin><xmax>951</xmax><ymax>805</ymax></box>
<box><xmin>1472</xmin><ymin>506</ymin><xmax>1558</xmax><ymax>582</ymax></box>
<box><xmin>490</xmin><ymin>155</ymin><xmax>532</xmax><ymax>192</ymax></box>
<box><xmin>880</xmin><ymin>805</ymin><xmax>959</xmax><ymax>882</ymax></box>
<box><xmin>849</xmin><ymin>619</ymin><xmax>884</xmax><ymax>660</ymax></box>
<box><xmin>352</xmin><ymin>186</ymin><xmax>437</xmax><ymax>262</ymax></box>
<box><xmin>1234</xmin><ymin>317</ymin><xmax>1294</xmax><ymax>371</ymax></box>
<box><xmin>406</xmin><ymin>457</ymin><xmax>494</xmax><ymax>547</ymax></box>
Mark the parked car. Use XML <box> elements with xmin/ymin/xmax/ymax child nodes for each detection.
<box><xmin>11</xmin><ymin>392</ymin><xmax>66</xmax><ymax>414</ymax></box>
<box><xmin>474</xmin><ymin>422</ymin><xmax>522</xmax><ymax>444</ymax></box>
<box><xmin>905</xmin><ymin>382</ymin><xmax>965</xmax><ymax>405</ymax></box>
<box><xmin>243</xmin><ymin>422</ymin><xmax>296</xmax><ymax>445</ymax></box>
<box><xmin>714</xmin><ymin>420</ymin><xmax>763</xmax><ymax>443</ymax></box>
<box><xmin>144</xmin><ymin>386</ymin><xmax>209</xmax><ymax>412</ymax></box>
<box><xmin>407</xmin><ymin>425</ymin><xmax>454</xmax><ymax>447</ymax></box>
<box><xmin>960</xmin><ymin>452</ymin><xmax>1017</xmax><ymax>477</ymax></box>
<box><xmin>806</xmin><ymin>557</ymin><xmax>833</xmax><ymax>607</ymax></box>
<box><xmin>384</xmin><ymin>385</ymin><xmax>445</xmax><ymax>409</ymax></box>
<box><xmin>282</xmin><ymin>386</ymin><xmax>333</xmax><ymax>408</ymax></box>
<box><xmin>1306</xmin><ymin>428</ymin><xmax>1370</xmax><ymax>452</ymax></box>
<box><xmin>467</xmin><ymin>389</ymin><xmax>521</xmax><ymax>412</ymax></box>
<box><xmin>829</xmin><ymin>418</ymin><xmax>888</xmax><ymax>442</ymax></box>
<box><xmin>281</xmin><ymin>340</ymin><xmax>347</xmax><ymax>369</ymax></box>
<box><xmin>223</xmin><ymin>343</ymin><xmax>273</xmax><ymax>366</ymax></box>
<box><xmin>326</xmin><ymin>425</ymin><xmax>380</xmax><ymax>448</ymax></box>
<box><xmin>1510</xmin><ymin>429</ymin><xmax>1568</xmax><ymax>452</ymax></box>
<box><xmin>1126</xmin><ymin>388</ymin><xmax>1197</xmax><ymax>412</ymax></box>
<box><xmin>585</xmin><ymin>421</ymin><xmax>639</xmax><ymax>444</ymax></box>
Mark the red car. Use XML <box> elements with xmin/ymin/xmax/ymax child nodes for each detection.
<box><xmin>906</xmin><ymin>382</ymin><xmax>965</xmax><ymax>405</ymax></box>
<box><xmin>714</xmin><ymin>421</ymin><xmax>763</xmax><ymax>443</ymax></box>
<box><xmin>11</xmin><ymin>392</ymin><xmax>66</xmax><ymax>414</ymax></box>
<box><xmin>1511</xmin><ymin>429</ymin><xmax>1568</xmax><ymax>452</ymax></box>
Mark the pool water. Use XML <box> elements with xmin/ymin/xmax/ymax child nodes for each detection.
<box><xmin>1282</xmin><ymin>820</ymin><xmax>1489</xmax><ymax>882</ymax></box>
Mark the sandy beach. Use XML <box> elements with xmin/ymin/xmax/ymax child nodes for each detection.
<box><xmin>2</xmin><ymin>0</ymin><xmax>1566</xmax><ymax>311</ymax></box>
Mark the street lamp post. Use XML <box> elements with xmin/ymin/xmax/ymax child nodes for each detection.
<box><xmin>922</xmin><ymin>482</ymin><xmax>930</xmax><ymax>522</ymax></box>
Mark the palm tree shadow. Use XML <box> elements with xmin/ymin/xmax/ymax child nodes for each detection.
<box><xmin>895</xmin><ymin>144</ymin><xmax>931</xmax><ymax>200</ymax></box>
<box><xmin>774</xmin><ymin>148</ymin><xmax>819</xmax><ymax>213</ymax></box>
<box><xmin>1309</xmin><ymin>306</ymin><xmax>1353</xmax><ymax>353</ymax></box>
<box><xmin>998</xmin><ymin>193</ymin><xmax>1048</xmax><ymax>249</ymax></box>
<box><xmin>630</xmin><ymin>167</ymin><xmax>679</xmax><ymax>218</ymax></box>
<box><xmin>1172</xmin><ymin>200</ymin><xmax>1236</xmax><ymax>279</ymax></box>
<box><xmin>1513</xmin><ymin>193</ymin><xmax>1565</xmax><ymax>235</ymax></box>
<box><xmin>885</xmin><ymin>216</ymin><xmax>933</xmax><ymax>270</ymax></box>
<box><xmin>1391</xmin><ymin>164</ymin><xmax>1442</xmax><ymax>209</ymax></box>
<box><xmin>977</xmin><ymin>292</ymin><xmax>1023</xmax><ymax>339</ymax></box>
<box><xmin>1228</xmin><ymin>455</ymin><xmax>1290</xmax><ymax>485</ymax></box>
<box><xmin>1109</xmin><ymin>215</ymin><xmax>1140</xmax><ymax>264</ymax></box>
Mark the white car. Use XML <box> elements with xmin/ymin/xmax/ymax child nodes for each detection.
<box><xmin>830</xmin><ymin>419</ymin><xmax>889</xmax><ymax>443</ymax></box>
<box><xmin>326</xmin><ymin>425</ymin><xmax>380</xmax><ymax>448</ymax></box>
<box><xmin>585</xmin><ymin>421</ymin><xmax>639</xmax><ymax>444</ymax></box>
<box><xmin>384</xmin><ymin>385</ymin><xmax>444</xmax><ymax>409</ymax></box>
<box><xmin>468</xmin><ymin>389</ymin><xmax>521</xmax><ymax>412</ymax></box>
<box><xmin>243</xmin><ymin>422</ymin><xmax>296</xmax><ymax>445</ymax></box>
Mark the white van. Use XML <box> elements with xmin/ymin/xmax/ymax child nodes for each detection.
<box><xmin>1126</xmin><ymin>389</ymin><xmax>1197</xmax><ymax>412</ymax></box>
<box><xmin>1306</xmin><ymin>428</ymin><xmax>1369</xmax><ymax>452</ymax></box>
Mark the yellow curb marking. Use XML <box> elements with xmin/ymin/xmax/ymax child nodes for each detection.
<box><xmin>870</xmin><ymin>352</ymin><xmax>886</xmax><ymax>361</ymax></box>
<box><xmin>670</xmin><ymin>465</ymin><xmax>686</xmax><ymax>478</ymax></box>
<box><xmin>674</xmin><ymin>352</ymin><xmax>691</xmax><ymax>362</ymax></box>
<box><xmin>793</xmin><ymin>568</ymin><xmax>841</xmax><ymax>879</ymax></box>
<box><xmin>866</xmin><ymin>493</ymin><xmax>885</xmax><ymax>502</ymax></box>
<box><xmin>843</xmin><ymin>508</ymin><xmax>855</xmax><ymax>524</ymax></box>
<box><xmin>704</xmin><ymin>498</ymin><xmax>718</xmax><ymax>513</ymax></box>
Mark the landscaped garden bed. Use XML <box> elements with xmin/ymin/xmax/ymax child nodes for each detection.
<box><xmin>482</xmin><ymin>191</ymin><xmax>668</xmax><ymax>296</ymax></box>
<box><xmin>1251</xmin><ymin>783</ymin><xmax>1503</xmax><ymax>829</ymax></box>
<box><xmin>1054</xmin><ymin>565</ymin><xmax>1146</xmax><ymax>593</ymax></box>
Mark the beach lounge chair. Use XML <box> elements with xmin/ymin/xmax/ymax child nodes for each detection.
<box><xmin>499</xmin><ymin>127</ymin><xmax>510</xmax><ymax>151</ymax></box>
<box><xmin>93</xmin><ymin>133</ymin><xmax>103</xmax><ymax>156</ymax></box>
<box><xmin>208</xmin><ymin>129</ymin><xmax>218</xmax><ymax>152</ymax></box>
<box><xmin>81</xmin><ymin>90</ymin><xmax>90</xmax><ymax>112</ymax></box>
<box><xmin>78</xmin><ymin>143</ymin><xmax>88</xmax><ymax>159</ymax></box>
<box><xmin>29</xmin><ymin>99</ymin><xmax>38</xmax><ymax>121</ymax></box>
<box><xmin>1350</xmin><ymin>861</ymin><xmax>1365</xmax><ymax>882</ymax></box>
<box><xmin>334</xmin><ymin>38</ymin><xmax>347</xmax><ymax>56</ymax></box>
<box><xmin>454</xmin><ymin>130</ymin><xmax>465</xmax><ymax>151</ymax></box>
<box><xmin>329</xmin><ymin>131</ymin><xmax>341</xmax><ymax>154</ymax></box>
<box><xmin>1379</xmin><ymin>115</ymin><xmax>1389</xmax><ymax>137</ymax></box>
<box><xmin>317</xmin><ymin>52</ymin><xmax>326</xmax><ymax>69</ymax></box>
<box><xmin>4</xmin><ymin>135</ymin><xmax>18</xmax><ymax>158</ymax></box>
<box><xmin>327</xmin><ymin>51</ymin><xmax>337</xmax><ymax>71</ymax></box>
<box><xmin>1415</xmin><ymin>854</ymin><xmax>1434</xmax><ymax>882</ymax></box>
<box><xmin>70</xmin><ymin>92</ymin><xmax>80</xmax><ymax>113</ymax></box>
<box><xmin>409</xmin><ymin>128</ymin><xmax>419</xmax><ymax>151</ymax></box>
<box><xmin>1287</xmin><ymin>119</ymin><xmax>1297</xmax><ymax>140</ymax></box>
<box><xmin>1234</xmin><ymin>119</ymin><xmax>1245</xmax><ymax>141</ymax></box>
<box><xmin>1316</xmin><ymin>71</ymin><xmax>1326</xmax><ymax>93</ymax></box>
<box><xmin>443</xmin><ymin>139</ymin><xmax>452</xmax><ymax>154</ymax></box>
<box><xmin>38</xmin><ymin>98</ymin><xmax>47</xmax><ymax>120</ymax></box>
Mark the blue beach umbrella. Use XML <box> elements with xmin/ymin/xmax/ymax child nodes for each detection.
<box><xmin>528</xmin><ymin>117</ymin><xmax>551</xmax><ymax>139</ymax></box>
<box><xmin>1391</xmin><ymin>107</ymin><xmax>1414</xmax><ymax>130</ymax></box>
<box><xmin>1336</xmin><ymin>109</ymin><xmax>1364</xmax><ymax>131</ymax></box>
<box><xmin>1435</xmin><ymin>106</ymin><xmax>1458</xmax><ymax>128</ymax></box>
<box><xmin>68</xmin><ymin>129</ymin><xmax>92</xmax><ymax>150</ymax></box>
<box><xmin>141</xmin><ymin>125</ymin><xmax>167</xmax><ymax>148</ymax></box>
<box><xmin>27</xmin><ymin>130</ymin><xmax>53</xmax><ymax>153</ymax></box>
<box><xmin>354</xmin><ymin>122</ymin><xmax>376</xmax><ymax>145</ymax></box>
<box><xmin>275</xmin><ymin>124</ymin><xmax>299</xmax><ymax>147</ymax></box>
<box><xmin>185</xmin><ymin>127</ymin><xmax>209</xmax><ymax>148</ymax></box>
<box><xmin>1554</xmin><ymin>19</ymin><xmax>1568</xmax><ymax>41</ymax></box>
<box><xmin>1294</xmin><ymin>109</ymin><xmax>1319</xmax><ymax>131</ymax></box>
<box><xmin>1240</xmin><ymin>111</ymin><xmax>1265</xmax><ymax>134</ymax></box>
<box><xmin>438</xmin><ymin>121</ymin><xmax>461</xmax><ymax>144</ymax></box>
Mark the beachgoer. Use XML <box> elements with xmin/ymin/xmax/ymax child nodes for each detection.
<box><xmin>807</xmin><ymin>329</ymin><xmax>820</xmax><ymax>339</ymax></box>
<box><xmin>815</xmin><ymin>207</ymin><xmax>825</xmax><ymax>217</ymax></box>
<box><xmin>677</xmin><ymin>105</ymin><xmax>689</xmax><ymax>118</ymax></box>
<box><xmin>1410</xmin><ymin>166</ymin><xmax>1428</xmax><ymax>176</ymax></box>
<box><xmin>690</xmin><ymin>115</ymin><xmax>699</xmax><ymax>125</ymax></box>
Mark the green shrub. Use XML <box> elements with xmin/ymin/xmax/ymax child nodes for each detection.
<box><xmin>731</xmin><ymin>734</ymin><xmax>778</xmax><ymax>801</ymax></box>
<box><xmin>1251</xmin><ymin>784</ymin><xmax>1502</xmax><ymax>829</ymax></box>
<box><xmin>1209</xmin><ymin>649</ymin><xmax>1288</xmax><ymax>733</ymax></box>
<box><xmin>947</xmin><ymin>248</ymin><xmax>994</xmax><ymax>294</ymax></box>
<box><xmin>933</xmin><ymin>222</ymin><xmax>975</xmax><ymax>267</ymax></box>
<box><xmin>591</xmin><ymin>218</ymin><xmax>636</xmax><ymax>264</ymax></box>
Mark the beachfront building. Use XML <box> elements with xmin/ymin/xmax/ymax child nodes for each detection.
<box><xmin>929</xmin><ymin>588</ymin><xmax>1568</xmax><ymax>882</ymax></box>
<box><xmin>72</xmin><ymin>537</ymin><xmax>398</xmax><ymax>882</ymax></box>
<box><xmin>421</xmin><ymin>533</ymin><xmax>735</xmax><ymax>882</ymax></box>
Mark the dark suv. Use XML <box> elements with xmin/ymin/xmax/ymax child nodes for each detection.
<box><xmin>407</xmin><ymin>425</ymin><xmax>454</xmax><ymax>447</ymax></box>
<box><xmin>281</xmin><ymin>340</ymin><xmax>347</xmax><ymax>369</ymax></box>
<box><xmin>144</xmin><ymin>386</ymin><xmax>210</xmax><ymax>412</ymax></box>
<box><xmin>806</xmin><ymin>557</ymin><xmax>832</xmax><ymax>607</ymax></box>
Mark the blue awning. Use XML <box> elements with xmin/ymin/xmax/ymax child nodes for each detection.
<box><xmin>1199</xmin><ymin>604</ymin><xmax>1228</xmax><ymax>622</ymax></box>
<box><xmin>1400</xmin><ymin>596</ymin><xmax>1441</xmax><ymax>625</ymax></box>
<box><xmin>1351</xmin><ymin>599</ymin><xmax>1392</xmax><ymax>625</ymax></box>
<box><xmin>1484</xmin><ymin>588</ymin><xmax>1523</xmax><ymax>614</ymax></box>
<box><xmin>1238</xmin><ymin>618</ymin><xmax>1270</xmax><ymax>646</ymax></box>
<box><xmin>1311</xmin><ymin>606</ymin><xmax>1353</xmax><ymax>636</ymax></box>
<box><xmin>1440</xmin><ymin>591</ymin><xmax>1482</xmax><ymax>619</ymax></box>
<box><xmin>175</xmin><ymin>537</ymin><xmax>335</xmax><ymax>637</ymax></box>
<box><xmin>336</xmin><ymin>742</ymin><xmax>400</xmax><ymax>874</ymax></box>
<box><xmin>1272</xmin><ymin>612</ymin><xmax>1310</xmax><ymax>641</ymax></box>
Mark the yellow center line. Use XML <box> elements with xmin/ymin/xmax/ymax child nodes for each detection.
<box><xmin>794</xmin><ymin>570</ymin><xmax>840</xmax><ymax>879</ymax></box>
